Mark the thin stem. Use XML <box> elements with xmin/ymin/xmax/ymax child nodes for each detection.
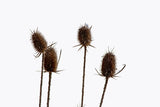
<box><xmin>47</xmin><ymin>72</ymin><xmax>52</xmax><ymax>107</ymax></box>
<box><xmin>39</xmin><ymin>53</ymin><xmax>44</xmax><ymax>107</ymax></box>
<box><xmin>99</xmin><ymin>77</ymin><xmax>109</xmax><ymax>107</ymax></box>
<box><xmin>81</xmin><ymin>46</ymin><xmax>87</xmax><ymax>107</ymax></box>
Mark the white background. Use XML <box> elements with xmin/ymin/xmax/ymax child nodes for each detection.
<box><xmin>0</xmin><ymin>0</ymin><xmax>160</xmax><ymax>107</ymax></box>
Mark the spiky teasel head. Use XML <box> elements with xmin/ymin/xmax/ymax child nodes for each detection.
<box><xmin>44</xmin><ymin>46</ymin><xmax>58</xmax><ymax>72</ymax></box>
<box><xmin>97</xmin><ymin>50</ymin><xmax>126</xmax><ymax>78</ymax></box>
<box><xmin>76</xmin><ymin>24</ymin><xmax>94</xmax><ymax>50</ymax></box>
<box><xmin>101</xmin><ymin>51</ymin><xmax>116</xmax><ymax>78</ymax></box>
<box><xmin>31</xmin><ymin>30</ymin><xmax>47</xmax><ymax>57</ymax></box>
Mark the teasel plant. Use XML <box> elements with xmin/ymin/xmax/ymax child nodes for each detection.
<box><xmin>96</xmin><ymin>50</ymin><xmax>126</xmax><ymax>107</ymax></box>
<box><xmin>74</xmin><ymin>24</ymin><xmax>94</xmax><ymax>107</ymax></box>
<box><xmin>31</xmin><ymin>29</ymin><xmax>47</xmax><ymax>107</ymax></box>
<box><xmin>44</xmin><ymin>45</ymin><xmax>62</xmax><ymax>107</ymax></box>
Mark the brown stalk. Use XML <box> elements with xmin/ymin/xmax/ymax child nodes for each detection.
<box><xmin>39</xmin><ymin>53</ymin><xmax>44</xmax><ymax>107</ymax></box>
<box><xmin>81</xmin><ymin>46</ymin><xmax>87</xmax><ymax>107</ymax></box>
<box><xmin>44</xmin><ymin>46</ymin><xmax>58</xmax><ymax>107</ymax></box>
<box><xmin>99</xmin><ymin>77</ymin><xmax>109</xmax><ymax>107</ymax></box>
<box><xmin>47</xmin><ymin>71</ymin><xmax>52</xmax><ymax>107</ymax></box>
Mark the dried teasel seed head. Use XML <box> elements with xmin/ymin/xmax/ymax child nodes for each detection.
<box><xmin>78</xmin><ymin>24</ymin><xmax>92</xmax><ymax>47</ymax></box>
<box><xmin>101</xmin><ymin>52</ymin><xmax>116</xmax><ymax>78</ymax></box>
<box><xmin>44</xmin><ymin>47</ymin><xmax>57</xmax><ymax>72</ymax></box>
<box><xmin>31</xmin><ymin>30</ymin><xmax>47</xmax><ymax>53</ymax></box>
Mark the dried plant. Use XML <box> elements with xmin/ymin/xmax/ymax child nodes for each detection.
<box><xmin>97</xmin><ymin>51</ymin><xmax>126</xmax><ymax>107</ymax></box>
<box><xmin>30</xmin><ymin>25</ymin><xmax>126</xmax><ymax>107</ymax></box>
<box><xmin>31</xmin><ymin>29</ymin><xmax>47</xmax><ymax>57</ymax></box>
<box><xmin>31</xmin><ymin>29</ymin><xmax>47</xmax><ymax>107</ymax></box>
<box><xmin>44</xmin><ymin>46</ymin><xmax>61</xmax><ymax>107</ymax></box>
<box><xmin>75</xmin><ymin>24</ymin><xmax>94</xmax><ymax>107</ymax></box>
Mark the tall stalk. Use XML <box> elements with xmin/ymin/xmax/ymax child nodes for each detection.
<box><xmin>99</xmin><ymin>77</ymin><xmax>109</xmax><ymax>107</ymax></box>
<box><xmin>47</xmin><ymin>72</ymin><xmax>52</xmax><ymax>107</ymax></box>
<box><xmin>39</xmin><ymin>53</ymin><xmax>44</xmax><ymax>107</ymax></box>
<box><xmin>81</xmin><ymin>46</ymin><xmax>87</xmax><ymax>107</ymax></box>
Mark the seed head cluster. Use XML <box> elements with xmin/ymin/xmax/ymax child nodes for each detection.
<box><xmin>78</xmin><ymin>24</ymin><xmax>92</xmax><ymax>47</ymax></box>
<box><xmin>44</xmin><ymin>47</ymin><xmax>58</xmax><ymax>72</ymax></box>
<box><xmin>31</xmin><ymin>30</ymin><xmax>47</xmax><ymax>53</ymax></box>
<box><xmin>101</xmin><ymin>52</ymin><xmax>116</xmax><ymax>78</ymax></box>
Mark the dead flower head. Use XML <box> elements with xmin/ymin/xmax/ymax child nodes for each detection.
<box><xmin>75</xmin><ymin>24</ymin><xmax>94</xmax><ymax>50</ymax></box>
<box><xmin>31</xmin><ymin>30</ymin><xmax>47</xmax><ymax>57</ymax></box>
<box><xmin>98</xmin><ymin>51</ymin><xmax>126</xmax><ymax>78</ymax></box>
<box><xmin>101</xmin><ymin>52</ymin><xmax>116</xmax><ymax>78</ymax></box>
<box><xmin>44</xmin><ymin>46</ymin><xmax>58</xmax><ymax>72</ymax></box>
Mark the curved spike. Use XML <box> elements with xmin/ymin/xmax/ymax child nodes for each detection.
<box><xmin>114</xmin><ymin>64</ymin><xmax>126</xmax><ymax>76</ymax></box>
<box><xmin>47</xmin><ymin>42</ymin><xmax>56</xmax><ymax>49</ymax></box>
<box><xmin>90</xmin><ymin>25</ymin><xmax>92</xmax><ymax>30</ymax></box>
<box><xmin>57</xmin><ymin>49</ymin><xmax>62</xmax><ymax>65</ymax></box>
<box><xmin>89</xmin><ymin>44</ymin><xmax>95</xmax><ymax>48</ymax></box>
<box><xmin>29</xmin><ymin>29</ymin><xmax>34</xmax><ymax>34</ymax></box>
<box><xmin>73</xmin><ymin>44</ymin><xmax>81</xmax><ymax>48</ymax></box>
<box><xmin>54</xmin><ymin>70</ymin><xmax>63</xmax><ymax>74</ymax></box>
<box><xmin>36</xmin><ymin>27</ymin><xmax>39</xmax><ymax>32</ymax></box>
<box><xmin>95</xmin><ymin>68</ymin><xmax>103</xmax><ymax>77</ymax></box>
<box><xmin>34</xmin><ymin>52</ymin><xmax>41</xmax><ymax>58</ymax></box>
<box><xmin>78</xmin><ymin>45</ymin><xmax>83</xmax><ymax>51</ymax></box>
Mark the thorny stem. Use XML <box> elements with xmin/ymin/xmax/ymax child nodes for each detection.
<box><xmin>81</xmin><ymin>46</ymin><xmax>87</xmax><ymax>107</ymax></box>
<box><xmin>47</xmin><ymin>72</ymin><xmax>52</xmax><ymax>107</ymax></box>
<box><xmin>39</xmin><ymin>53</ymin><xmax>44</xmax><ymax>107</ymax></box>
<box><xmin>99</xmin><ymin>77</ymin><xmax>109</xmax><ymax>107</ymax></box>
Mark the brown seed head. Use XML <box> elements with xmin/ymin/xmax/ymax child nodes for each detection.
<box><xmin>44</xmin><ymin>47</ymin><xmax>57</xmax><ymax>72</ymax></box>
<box><xmin>31</xmin><ymin>30</ymin><xmax>47</xmax><ymax>53</ymax></box>
<box><xmin>78</xmin><ymin>24</ymin><xmax>92</xmax><ymax>47</ymax></box>
<box><xmin>101</xmin><ymin>52</ymin><xmax>116</xmax><ymax>78</ymax></box>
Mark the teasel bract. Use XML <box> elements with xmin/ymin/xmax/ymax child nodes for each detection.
<box><xmin>75</xmin><ymin>24</ymin><xmax>94</xmax><ymax>107</ymax></box>
<box><xmin>97</xmin><ymin>51</ymin><xmax>126</xmax><ymax>107</ymax></box>
<box><xmin>44</xmin><ymin>46</ymin><xmax>59</xmax><ymax>107</ymax></box>
<box><xmin>31</xmin><ymin>29</ymin><xmax>47</xmax><ymax>107</ymax></box>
